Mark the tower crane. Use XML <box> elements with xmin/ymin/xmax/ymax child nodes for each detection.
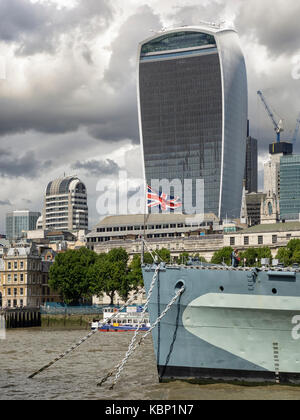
<box><xmin>257</xmin><ymin>90</ymin><xmax>284</xmax><ymax>143</ymax></box>
<box><xmin>292</xmin><ymin>113</ymin><xmax>300</xmax><ymax>144</ymax></box>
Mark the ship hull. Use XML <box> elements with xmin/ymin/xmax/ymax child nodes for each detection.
<box><xmin>142</xmin><ymin>265</ymin><xmax>300</xmax><ymax>384</ymax></box>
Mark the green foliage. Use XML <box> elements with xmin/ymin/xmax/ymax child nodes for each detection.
<box><xmin>127</xmin><ymin>255</ymin><xmax>144</xmax><ymax>290</ymax></box>
<box><xmin>142</xmin><ymin>248</ymin><xmax>171</xmax><ymax>264</ymax></box>
<box><xmin>192</xmin><ymin>253</ymin><xmax>207</xmax><ymax>263</ymax></box>
<box><xmin>88</xmin><ymin>248</ymin><xmax>129</xmax><ymax>304</ymax></box>
<box><xmin>49</xmin><ymin>247</ymin><xmax>97</xmax><ymax>305</ymax></box>
<box><xmin>275</xmin><ymin>239</ymin><xmax>300</xmax><ymax>266</ymax></box>
<box><xmin>178</xmin><ymin>252</ymin><xmax>189</xmax><ymax>265</ymax></box>
<box><xmin>287</xmin><ymin>239</ymin><xmax>300</xmax><ymax>255</ymax></box>
<box><xmin>275</xmin><ymin>247</ymin><xmax>291</xmax><ymax>266</ymax></box>
<box><xmin>211</xmin><ymin>247</ymin><xmax>233</xmax><ymax>265</ymax></box>
<box><xmin>239</xmin><ymin>248</ymin><xmax>257</xmax><ymax>267</ymax></box>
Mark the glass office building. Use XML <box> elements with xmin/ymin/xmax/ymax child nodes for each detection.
<box><xmin>137</xmin><ymin>25</ymin><xmax>247</xmax><ymax>218</ymax></box>
<box><xmin>280</xmin><ymin>155</ymin><xmax>300</xmax><ymax>220</ymax></box>
<box><xmin>6</xmin><ymin>210</ymin><xmax>41</xmax><ymax>241</ymax></box>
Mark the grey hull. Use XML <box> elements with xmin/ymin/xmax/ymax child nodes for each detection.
<box><xmin>142</xmin><ymin>264</ymin><xmax>300</xmax><ymax>384</ymax></box>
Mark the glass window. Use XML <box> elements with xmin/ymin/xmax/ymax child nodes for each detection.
<box><xmin>141</xmin><ymin>31</ymin><xmax>216</xmax><ymax>55</ymax></box>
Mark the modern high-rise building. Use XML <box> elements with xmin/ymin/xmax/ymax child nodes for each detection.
<box><xmin>6</xmin><ymin>210</ymin><xmax>41</xmax><ymax>241</ymax></box>
<box><xmin>43</xmin><ymin>175</ymin><xmax>88</xmax><ymax>231</ymax></box>
<box><xmin>244</xmin><ymin>136</ymin><xmax>258</xmax><ymax>193</ymax></box>
<box><xmin>280</xmin><ymin>155</ymin><xmax>300</xmax><ymax>221</ymax></box>
<box><xmin>137</xmin><ymin>24</ymin><xmax>248</xmax><ymax>218</ymax></box>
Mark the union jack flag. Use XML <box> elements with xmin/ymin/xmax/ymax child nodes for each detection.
<box><xmin>147</xmin><ymin>185</ymin><xmax>182</xmax><ymax>210</ymax></box>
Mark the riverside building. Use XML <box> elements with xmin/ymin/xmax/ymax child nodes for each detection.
<box><xmin>0</xmin><ymin>243</ymin><xmax>61</xmax><ymax>308</ymax></box>
<box><xmin>137</xmin><ymin>23</ymin><xmax>248</xmax><ymax>218</ymax></box>
<box><xmin>43</xmin><ymin>175</ymin><xmax>88</xmax><ymax>232</ymax></box>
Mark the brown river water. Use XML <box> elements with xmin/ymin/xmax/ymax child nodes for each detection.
<box><xmin>1</xmin><ymin>328</ymin><xmax>300</xmax><ymax>400</ymax></box>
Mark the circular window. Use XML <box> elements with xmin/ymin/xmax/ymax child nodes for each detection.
<box><xmin>272</xmin><ymin>288</ymin><xmax>277</xmax><ymax>294</ymax></box>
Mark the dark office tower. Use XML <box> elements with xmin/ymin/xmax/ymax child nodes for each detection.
<box><xmin>137</xmin><ymin>24</ymin><xmax>248</xmax><ymax>218</ymax></box>
<box><xmin>244</xmin><ymin>136</ymin><xmax>258</xmax><ymax>193</ymax></box>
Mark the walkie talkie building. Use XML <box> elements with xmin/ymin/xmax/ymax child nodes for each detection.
<box><xmin>137</xmin><ymin>24</ymin><xmax>247</xmax><ymax>218</ymax></box>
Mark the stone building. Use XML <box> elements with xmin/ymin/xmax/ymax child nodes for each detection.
<box><xmin>0</xmin><ymin>243</ymin><xmax>62</xmax><ymax>309</ymax></box>
<box><xmin>223</xmin><ymin>221</ymin><xmax>300</xmax><ymax>258</ymax></box>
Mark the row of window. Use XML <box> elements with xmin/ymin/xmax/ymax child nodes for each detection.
<box><xmin>96</xmin><ymin>222</ymin><xmax>214</xmax><ymax>233</ymax></box>
<box><xmin>6</xmin><ymin>299</ymin><xmax>24</xmax><ymax>308</ymax></box>
<box><xmin>0</xmin><ymin>273</ymin><xmax>47</xmax><ymax>284</ymax></box>
<box><xmin>6</xmin><ymin>261</ymin><xmax>41</xmax><ymax>271</ymax></box>
<box><xmin>229</xmin><ymin>234</ymin><xmax>290</xmax><ymax>246</ymax></box>
<box><xmin>6</xmin><ymin>288</ymin><xmax>24</xmax><ymax>296</ymax></box>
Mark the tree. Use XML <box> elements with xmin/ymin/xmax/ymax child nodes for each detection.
<box><xmin>89</xmin><ymin>248</ymin><xmax>130</xmax><ymax>304</ymax></box>
<box><xmin>211</xmin><ymin>247</ymin><xmax>233</xmax><ymax>265</ymax></box>
<box><xmin>49</xmin><ymin>247</ymin><xmax>97</xmax><ymax>305</ymax></box>
<box><xmin>292</xmin><ymin>249</ymin><xmax>300</xmax><ymax>264</ymax></box>
<box><xmin>287</xmin><ymin>239</ymin><xmax>300</xmax><ymax>255</ymax></box>
<box><xmin>239</xmin><ymin>248</ymin><xmax>258</xmax><ymax>267</ymax></box>
<box><xmin>256</xmin><ymin>246</ymin><xmax>272</xmax><ymax>266</ymax></box>
<box><xmin>193</xmin><ymin>253</ymin><xmax>207</xmax><ymax>263</ymax></box>
<box><xmin>275</xmin><ymin>248</ymin><xmax>291</xmax><ymax>266</ymax></box>
<box><xmin>127</xmin><ymin>255</ymin><xmax>144</xmax><ymax>290</ymax></box>
<box><xmin>141</xmin><ymin>248</ymin><xmax>171</xmax><ymax>264</ymax></box>
<box><xmin>178</xmin><ymin>252</ymin><xmax>189</xmax><ymax>265</ymax></box>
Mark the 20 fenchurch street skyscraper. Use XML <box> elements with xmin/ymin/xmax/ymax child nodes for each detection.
<box><xmin>137</xmin><ymin>24</ymin><xmax>248</xmax><ymax>218</ymax></box>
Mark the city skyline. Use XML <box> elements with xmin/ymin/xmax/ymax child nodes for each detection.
<box><xmin>0</xmin><ymin>0</ymin><xmax>300</xmax><ymax>232</ymax></box>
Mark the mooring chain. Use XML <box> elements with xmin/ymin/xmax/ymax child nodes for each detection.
<box><xmin>98</xmin><ymin>284</ymin><xmax>185</xmax><ymax>389</ymax></box>
<box><xmin>28</xmin><ymin>291</ymin><xmax>142</xmax><ymax>379</ymax></box>
<box><xmin>97</xmin><ymin>264</ymin><xmax>161</xmax><ymax>387</ymax></box>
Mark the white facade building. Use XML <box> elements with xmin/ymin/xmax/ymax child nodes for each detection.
<box><xmin>43</xmin><ymin>176</ymin><xmax>88</xmax><ymax>232</ymax></box>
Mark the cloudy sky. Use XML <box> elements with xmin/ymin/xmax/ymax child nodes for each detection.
<box><xmin>0</xmin><ymin>0</ymin><xmax>300</xmax><ymax>233</ymax></box>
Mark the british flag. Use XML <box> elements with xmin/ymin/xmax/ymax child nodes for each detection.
<box><xmin>147</xmin><ymin>185</ymin><xmax>182</xmax><ymax>210</ymax></box>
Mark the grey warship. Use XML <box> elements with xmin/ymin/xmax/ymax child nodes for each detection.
<box><xmin>142</xmin><ymin>261</ymin><xmax>300</xmax><ymax>384</ymax></box>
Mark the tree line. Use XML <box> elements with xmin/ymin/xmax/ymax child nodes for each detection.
<box><xmin>48</xmin><ymin>247</ymin><xmax>206</xmax><ymax>304</ymax></box>
<box><xmin>211</xmin><ymin>239</ymin><xmax>300</xmax><ymax>267</ymax></box>
<box><xmin>48</xmin><ymin>240</ymin><xmax>300</xmax><ymax>304</ymax></box>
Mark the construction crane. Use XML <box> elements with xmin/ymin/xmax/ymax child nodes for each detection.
<box><xmin>292</xmin><ymin>113</ymin><xmax>300</xmax><ymax>144</ymax></box>
<box><xmin>257</xmin><ymin>90</ymin><xmax>284</xmax><ymax>143</ymax></box>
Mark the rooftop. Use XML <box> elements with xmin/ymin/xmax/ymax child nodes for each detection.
<box><xmin>92</xmin><ymin>213</ymin><xmax>219</xmax><ymax>228</ymax></box>
<box><xmin>237</xmin><ymin>222</ymin><xmax>300</xmax><ymax>234</ymax></box>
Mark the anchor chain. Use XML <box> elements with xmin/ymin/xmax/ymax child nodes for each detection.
<box><xmin>98</xmin><ymin>284</ymin><xmax>185</xmax><ymax>389</ymax></box>
<box><xmin>97</xmin><ymin>263</ymin><xmax>161</xmax><ymax>387</ymax></box>
<box><xmin>28</xmin><ymin>290</ymin><xmax>143</xmax><ymax>379</ymax></box>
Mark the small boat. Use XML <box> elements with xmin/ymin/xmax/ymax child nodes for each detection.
<box><xmin>91</xmin><ymin>305</ymin><xmax>150</xmax><ymax>332</ymax></box>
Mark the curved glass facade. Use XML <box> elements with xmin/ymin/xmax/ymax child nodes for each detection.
<box><xmin>141</xmin><ymin>31</ymin><xmax>216</xmax><ymax>55</ymax></box>
<box><xmin>138</xmin><ymin>28</ymin><xmax>247</xmax><ymax>218</ymax></box>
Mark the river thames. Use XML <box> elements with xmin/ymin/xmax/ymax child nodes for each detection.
<box><xmin>1</xmin><ymin>328</ymin><xmax>300</xmax><ymax>400</ymax></box>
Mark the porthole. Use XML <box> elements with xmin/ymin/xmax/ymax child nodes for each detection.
<box><xmin>272</xmin><ymin>288</ymin><xmax>277</xmax><ymax>294</ymax></box>
<box><xmin>220</xmin><ymin>286</ymin><xmax>224</xmax><ymax>292</ymax></box>
<box><xmin>175</xmin><ymin>280</ymin><xmax>185</xmax><ymax>291</ymax></box>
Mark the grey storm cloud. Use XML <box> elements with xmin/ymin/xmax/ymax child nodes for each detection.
<box><xmin>72</xmin><ymin>158</ymin><xmax>120</xmax><ymax>177</ymax></box>
<box><xmin>0</xmin><ymin>4</ymin><xmax>161</xmax><ymax>145</ymax></box>
<box><xmin>0</xmin><ymin>199</ymin><xmax>12</xmax><ymax>206</ymax></box>
<box><xmin>235</xmin><ymin>0</ymin><xmax>300</xmax><ymax>57</ymax></box>
<box><xmin>0</xmin><ymin>0</ymin><xmax>114</xmax><ymax>56</ymax></box>
<box><xmin>0</xmin><ymin>150</ymin><xmax>52</xmax><ymax>178</ymax></box>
